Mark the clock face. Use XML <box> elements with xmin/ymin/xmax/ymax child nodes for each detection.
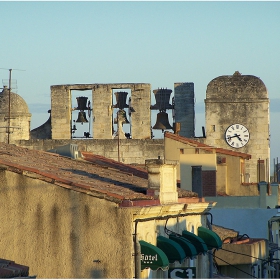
<box><xmin>225</xmin><ymin>124</ymin><xmax>250</xmax><ymax>148</ymax></box>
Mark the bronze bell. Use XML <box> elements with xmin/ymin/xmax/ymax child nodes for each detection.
<box><xmin>76</xmin><ymin>111</ymin><xmax>88</xmax><ymax>123</ymax></box>
<box><xmin>152</xmin><ymin>111</ymin><xmax>173</xmax><ymax>130</ymax></box>
<box><xmin>113</xmin><ymin>91</ymin><xmax>129</xmax><ymax>109</ymax></box>
<box><xmin>76</xmin><ymin>97</ymin><xmax>88</xmax><ymax>111</ymax></box>
<box><xmin>151</xmin><ymin>88</ymin><xmax>173</xmax><ymax>110</ymax></box>
<box><xmin>114</xmin><ymin>109</ymin><xmax>129</xmax><ymax>124</ymax></box>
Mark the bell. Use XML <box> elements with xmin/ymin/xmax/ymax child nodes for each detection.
<box><xmin>76</xmin><ymin>111</ymin><xmax>88</xmax><ymax>123</ymax></box>
<box><xmin>76</xmin><ymin>97</ymin><xmax>88</xmax><ymax>111</ymax></box>
<box><xmin>151</xmin><ymin>88</ymin><xmax>173</xmax><ymax>110</ymax></box>
<box><xmin>114</xmin><ymin>109</ymin><xmax>129</xmax><ymax>124</ymax></box>
<box><xmin>113</xmin><ymin>91</ymin><xmax>129</xmax><ymax>109</ymax></box>
<box><xmin>152</xmin><ymin>112</ymin><xmax>173</xmax><ymax>130</ymax></box>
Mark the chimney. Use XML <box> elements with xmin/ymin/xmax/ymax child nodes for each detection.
<box><xmin>145</xmin><ymin>159</ymin><xmax>178</xmax><ymax>204</ymax></box>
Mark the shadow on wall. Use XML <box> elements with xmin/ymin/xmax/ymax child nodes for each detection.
<box><xmin>90</xmin><ymin>268</ymin><xmax>104</xmax><ymax>278</ymax></box>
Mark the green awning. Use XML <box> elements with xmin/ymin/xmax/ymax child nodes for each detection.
<box><xmin>182</xmin><ymin>230</ymin><xmax>208</xmax><ymax>254</ymax></box>
<box><xmin>139</xmin><ymin>240</ymin><xmax>169</xmax><ymax>271</ymax></box>
<box><xmin>157</xmin><ymin>236</ymin><xmax>186</xmax><ymax>263</ymax></box>
<box><xmin>169</xmin><ymin>234</ymin><xmax>198</xmax><ymax>259</ymax></box>
<box><xmin>197</xmin><ymin>227</ymin><xmax>223</xmax><ymax>250</ymax></box>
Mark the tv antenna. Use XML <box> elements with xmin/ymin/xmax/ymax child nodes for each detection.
<box><xmin>0</xmin><ymin>68</ymin><xmax>25</xmax><ymax>144</ymax></box>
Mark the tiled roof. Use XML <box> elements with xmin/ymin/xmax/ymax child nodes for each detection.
<box><xmin>0</xmin><ymin>143</ymin><xmax>198</xmax><ymax>205</ymax></box>
<box><xmin>0</xmin><ymin>259</ymin><xmax>29</xmax><ymax>278</ymax></box>
<box><xmin>0</xmin><ymin>143</ymin><xmax>150</xmax><ymax>203</ymax></box>
<box><xmin>212</xmin><ymin>225</ymin><xmax>239</xmax><ymax>241</ymax></box>
<box><xmin>81</xmin><ymin>152</ymin><xmax>199</xmax><ymax>201</ymax></box>
<box><xmin>165</xmin><ymin>132</ymin><xmax>251</xmax><ymax>160</ymax></box>
<box><xmin>81</xmin><ymin>152</ymin><xmax>148</xmax><ymax>179</ymax></box>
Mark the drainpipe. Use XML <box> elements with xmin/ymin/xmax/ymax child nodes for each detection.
<box><xmin>251</xmin><ymin>264</ymin><xmax>258</xmax><ymax>278</ymax></box>
<box><xmin>267</xmin><ymin>216</ymin><xmax>280</xmax><ymax>276</ymax></box>
<box><xmin>134</xmin><ymin>220</ymin><xmax>141</xmax><ymax>279</ymax></box>
<box><xmin>206</xmin><ymin>216</ymin><xmax>214</xmax><ymax>279</ymax></box>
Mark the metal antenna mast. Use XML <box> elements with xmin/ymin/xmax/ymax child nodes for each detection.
<box><xmin>0</xmin><ymin>68</ymin><xmax>25</xmax><ymax>144</ymax></box>
<box><xmin>8</xmin><ymin>69</ymin><xmax>11</xmax><ymax>144</ymax></box>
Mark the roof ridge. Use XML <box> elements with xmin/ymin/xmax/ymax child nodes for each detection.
<box><xmin>164</xmin><ymin>132</ymin><xmax>251</xmax><ymax>159</ymax></box>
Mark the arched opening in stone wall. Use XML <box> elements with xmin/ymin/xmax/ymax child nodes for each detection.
<box><xmin>71</xmin><ymin>90</ymin><xmax>92</xmax><ymax>139</ymax></box>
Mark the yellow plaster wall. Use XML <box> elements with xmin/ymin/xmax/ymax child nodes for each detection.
<box><xmin>164</xmin><ymin>137</ymin><xmax>217</xmax><ymax>184</ymax></box>
<box><xmin>216</xmin><ymin>164</ymin><xmax>227</xmax><ymax>193</ymax></box>
<box><xmin>164</xmin><ymin>137</ymin><xmax>184</xmax><ymax>180</ymax></box>
<box><xmin>215</xmin><ymin>239</ymin><xmax>268</xmax><ymax>266</ymax></box>
<box><xmin>0</xmin><ymin>170</ymin><xmax>134</xmax><ymax>278</ymax></box>
<box><xmin>180</xmin><ymin>154</ymin><xmax>216</xmax><ymax>190</ymax></box>
<box><xmin>165</xmin><ymin>136</ymin><xmax>256</xmax><ymax>196</ymax></box>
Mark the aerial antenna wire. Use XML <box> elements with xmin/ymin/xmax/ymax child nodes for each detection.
<box><xmin>0</xmin><ymin>68</ymin><xmax>26</xmax><ymax>144</ymax></box>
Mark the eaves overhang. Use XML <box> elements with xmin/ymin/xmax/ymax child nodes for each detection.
<box><xmin>130</xmin><ymin>201</ymin><xmax>217</xmax><ymax>220</ymax></box>
<box><xmin>165</xmin><ymin>132</ymin><xmax>251</xmax><ymax>160</ymax></box>
<box><xmin>0</xmin><ymin>143</ymin><xmax>205</xmax><ymax>207</ymax></box>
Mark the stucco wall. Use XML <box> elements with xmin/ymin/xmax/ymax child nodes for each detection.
<box><xmin>164</xmin><ymin>137</ymin><xmax>184</xmax><ymax>179</ymax></box>
<box><xmin>180</xmin><ymin>154</ymin><xmax>216</xmax><ymax>191</ymax></box>
<box><xmin>165</xmin><ymin>136</ymin><xmax>258</xmax><ymax>196</ymax></box>
<box><xmin>222</xmin><ymin>156</ymin><xmax>254</xmax><ymax>195</ymax></box>
<box><xmin>0</xmin><ymin>170</ymin><xmax>134</xmax><ymax>278</ymax></box>
<box><xmin>15</xmin><ymin>138</ymin><xmax>164</xmax><ymax>165</ymax></box>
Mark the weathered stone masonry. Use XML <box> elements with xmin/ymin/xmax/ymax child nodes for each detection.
<box><xmin>51</xmin><ymin>83</ymin><xmax>151</xmax><ymax>140</ymax></box>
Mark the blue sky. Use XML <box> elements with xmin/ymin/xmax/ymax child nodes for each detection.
<box><xmin>1</xmin><ymin>1</ymin><xmax>280</xmax><ymax>169</ymax></box>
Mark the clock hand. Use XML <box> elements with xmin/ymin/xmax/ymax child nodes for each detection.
<box><xmin>234</xmin><ymin>134</ymin><xmax>242</xmax><ymax>141</ymax></box>
<box><xmin>227</xmin><ymin>135</ymin><xmax>238</xmax><ymax>140</ymax></box>
<box><xmin>227</xmin><ymin>134</ymin><xmax>242</xmax><ymax>142</ymax></box>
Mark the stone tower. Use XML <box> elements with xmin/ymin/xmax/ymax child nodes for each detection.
<box><xmin>0</xmin><ymin>86</ymin><xmax>31</xmax><ymax>143</ymax></box>
<box><xmin>204</xmin><ymin>71</ymin><xmax>270</xmax><ymax>183</ymax></box>
<box><xmin>174</xmin><ymin>82</ymin><xmax>195</xmax><ymax>138</ymax></box>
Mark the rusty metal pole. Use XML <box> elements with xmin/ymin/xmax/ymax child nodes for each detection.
<box><xmin>276</xmin><ymin>157</ymin><xmax>279</xmax><ymax>183</ymax></box>
<box><xmin>7</xmin><ymin>69</ymin><xmax>12</xmax><ymax>144</ymax></box>
<box><xmin>117</xmin><ymin>112</ymin><xmax>120</xmax><ymax>162</ymax></box>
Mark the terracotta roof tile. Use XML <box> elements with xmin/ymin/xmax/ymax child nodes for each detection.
<box><xmin>165</xmin><ymin>132</ymin><xmax>251</xmax><ymax>159</ymax></box>
<box><xmin>0</xmin><ymin>143</ymin><xmax>150</xmax><ymax>203</ymax></box>
<box><xmin>81</xmin><ymin>152</ymin><xmax>148</xmax><ymax>179</ymax></box>
<box><xmin>212</xmin><ymin>225</ymin><xmax>239</xmax><ymax>241</ymax></box>
<box><xmin>0</xmin><ymin>143</ymin><xmax>197</xmax><ymax>204</ymax></box>
<box><xmin>0</xmin><ymin>259</ymin><xmax>29</xmax><ymax>278</ymax></box>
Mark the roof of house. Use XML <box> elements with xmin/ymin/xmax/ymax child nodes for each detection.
<box><xmin>81</xmin><ymin>152</ymin><xmax>148</xmax><ymax>179</ymax></box>
<box><xmin>212</xmin><ymin>225</ymin><xmax>239</xmax><ymax>241</ymax></box>
<box><xmin>0</xmin><ymin>143</ymin><xmax>198</xmax><ymax>205</ymax></box>
<box><xmin>165</xmin><ymin>132</ymin><xmax>251</xmax><ymax>160</ymax></box>
<box><xmin>0</xmin><ymin>258</ymin><xmax>30</xmax><ymax>278</ymax></box>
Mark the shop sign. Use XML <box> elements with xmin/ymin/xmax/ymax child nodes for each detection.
<box><xmin>168</xmin><ymin>267</ymin><xmax>196</xmax><ymax>279</ymax></box>
<box><xmin>141</xmin><ymin>253</ymin><xmax>158</xmax><ymax>264</ymax></box>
